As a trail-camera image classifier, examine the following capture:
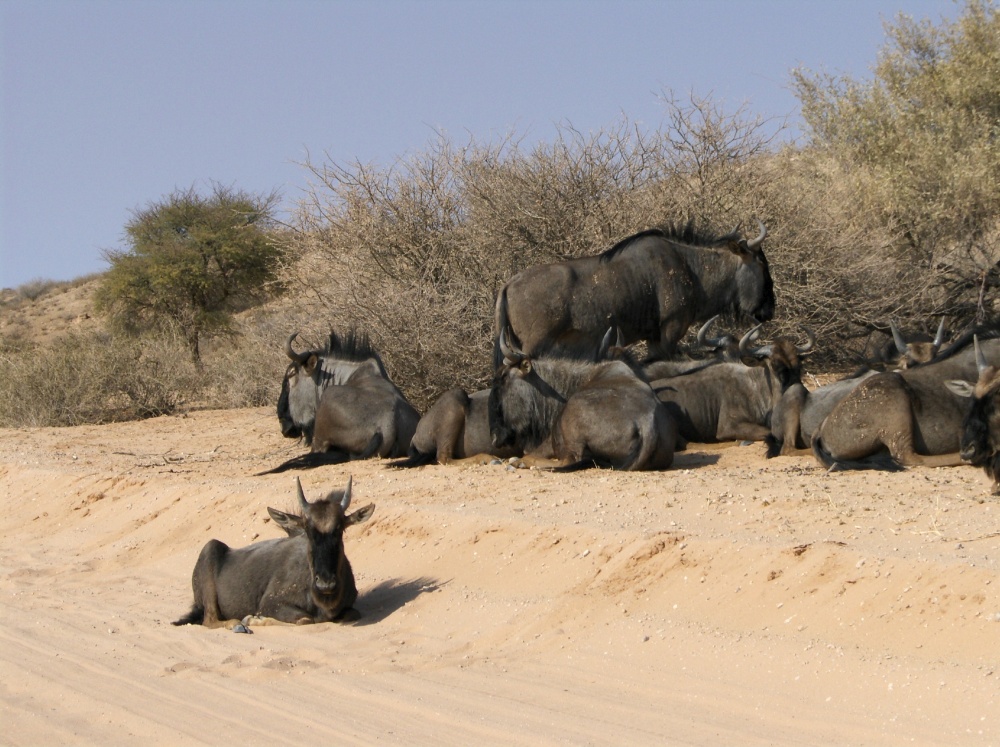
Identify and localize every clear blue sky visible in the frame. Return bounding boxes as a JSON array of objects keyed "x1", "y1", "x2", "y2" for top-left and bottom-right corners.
[{"x1": 1, "y1": 0, "x2": 961, "y2": 289}]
